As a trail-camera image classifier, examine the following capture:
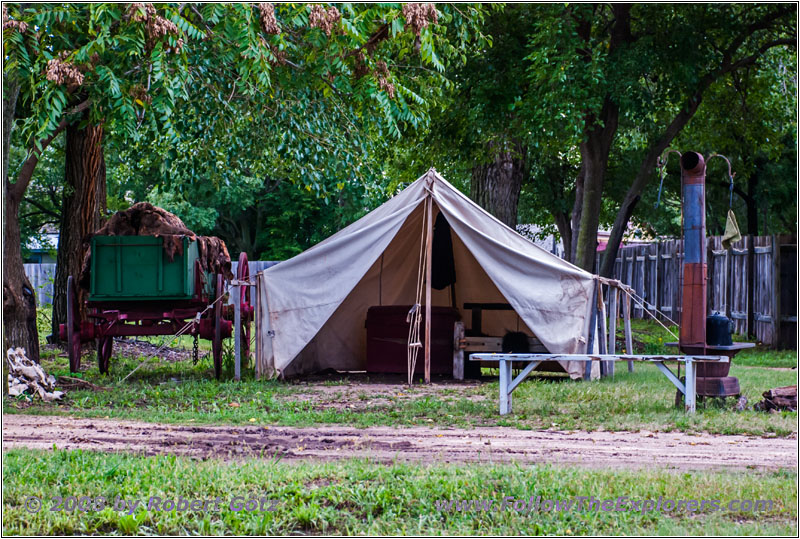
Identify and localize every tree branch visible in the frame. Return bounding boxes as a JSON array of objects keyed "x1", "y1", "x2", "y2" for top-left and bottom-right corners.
[
  {"x1": 22, "y1": 197, "x2": 61, "y2": 220},
  {"x1": 726, "y1": 37, "x2": 796, "y2": 73},
  {"x1": 9, "y1": 100, "x2": 91, "y2": 201}
]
